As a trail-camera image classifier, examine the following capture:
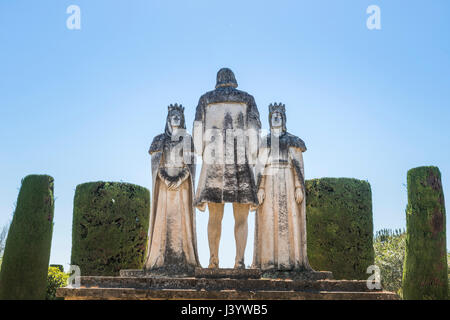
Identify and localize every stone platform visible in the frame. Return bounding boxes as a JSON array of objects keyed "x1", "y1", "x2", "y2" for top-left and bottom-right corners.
[{"x1": 56, "y1": 268, "x2": 399, "y2": 300}]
